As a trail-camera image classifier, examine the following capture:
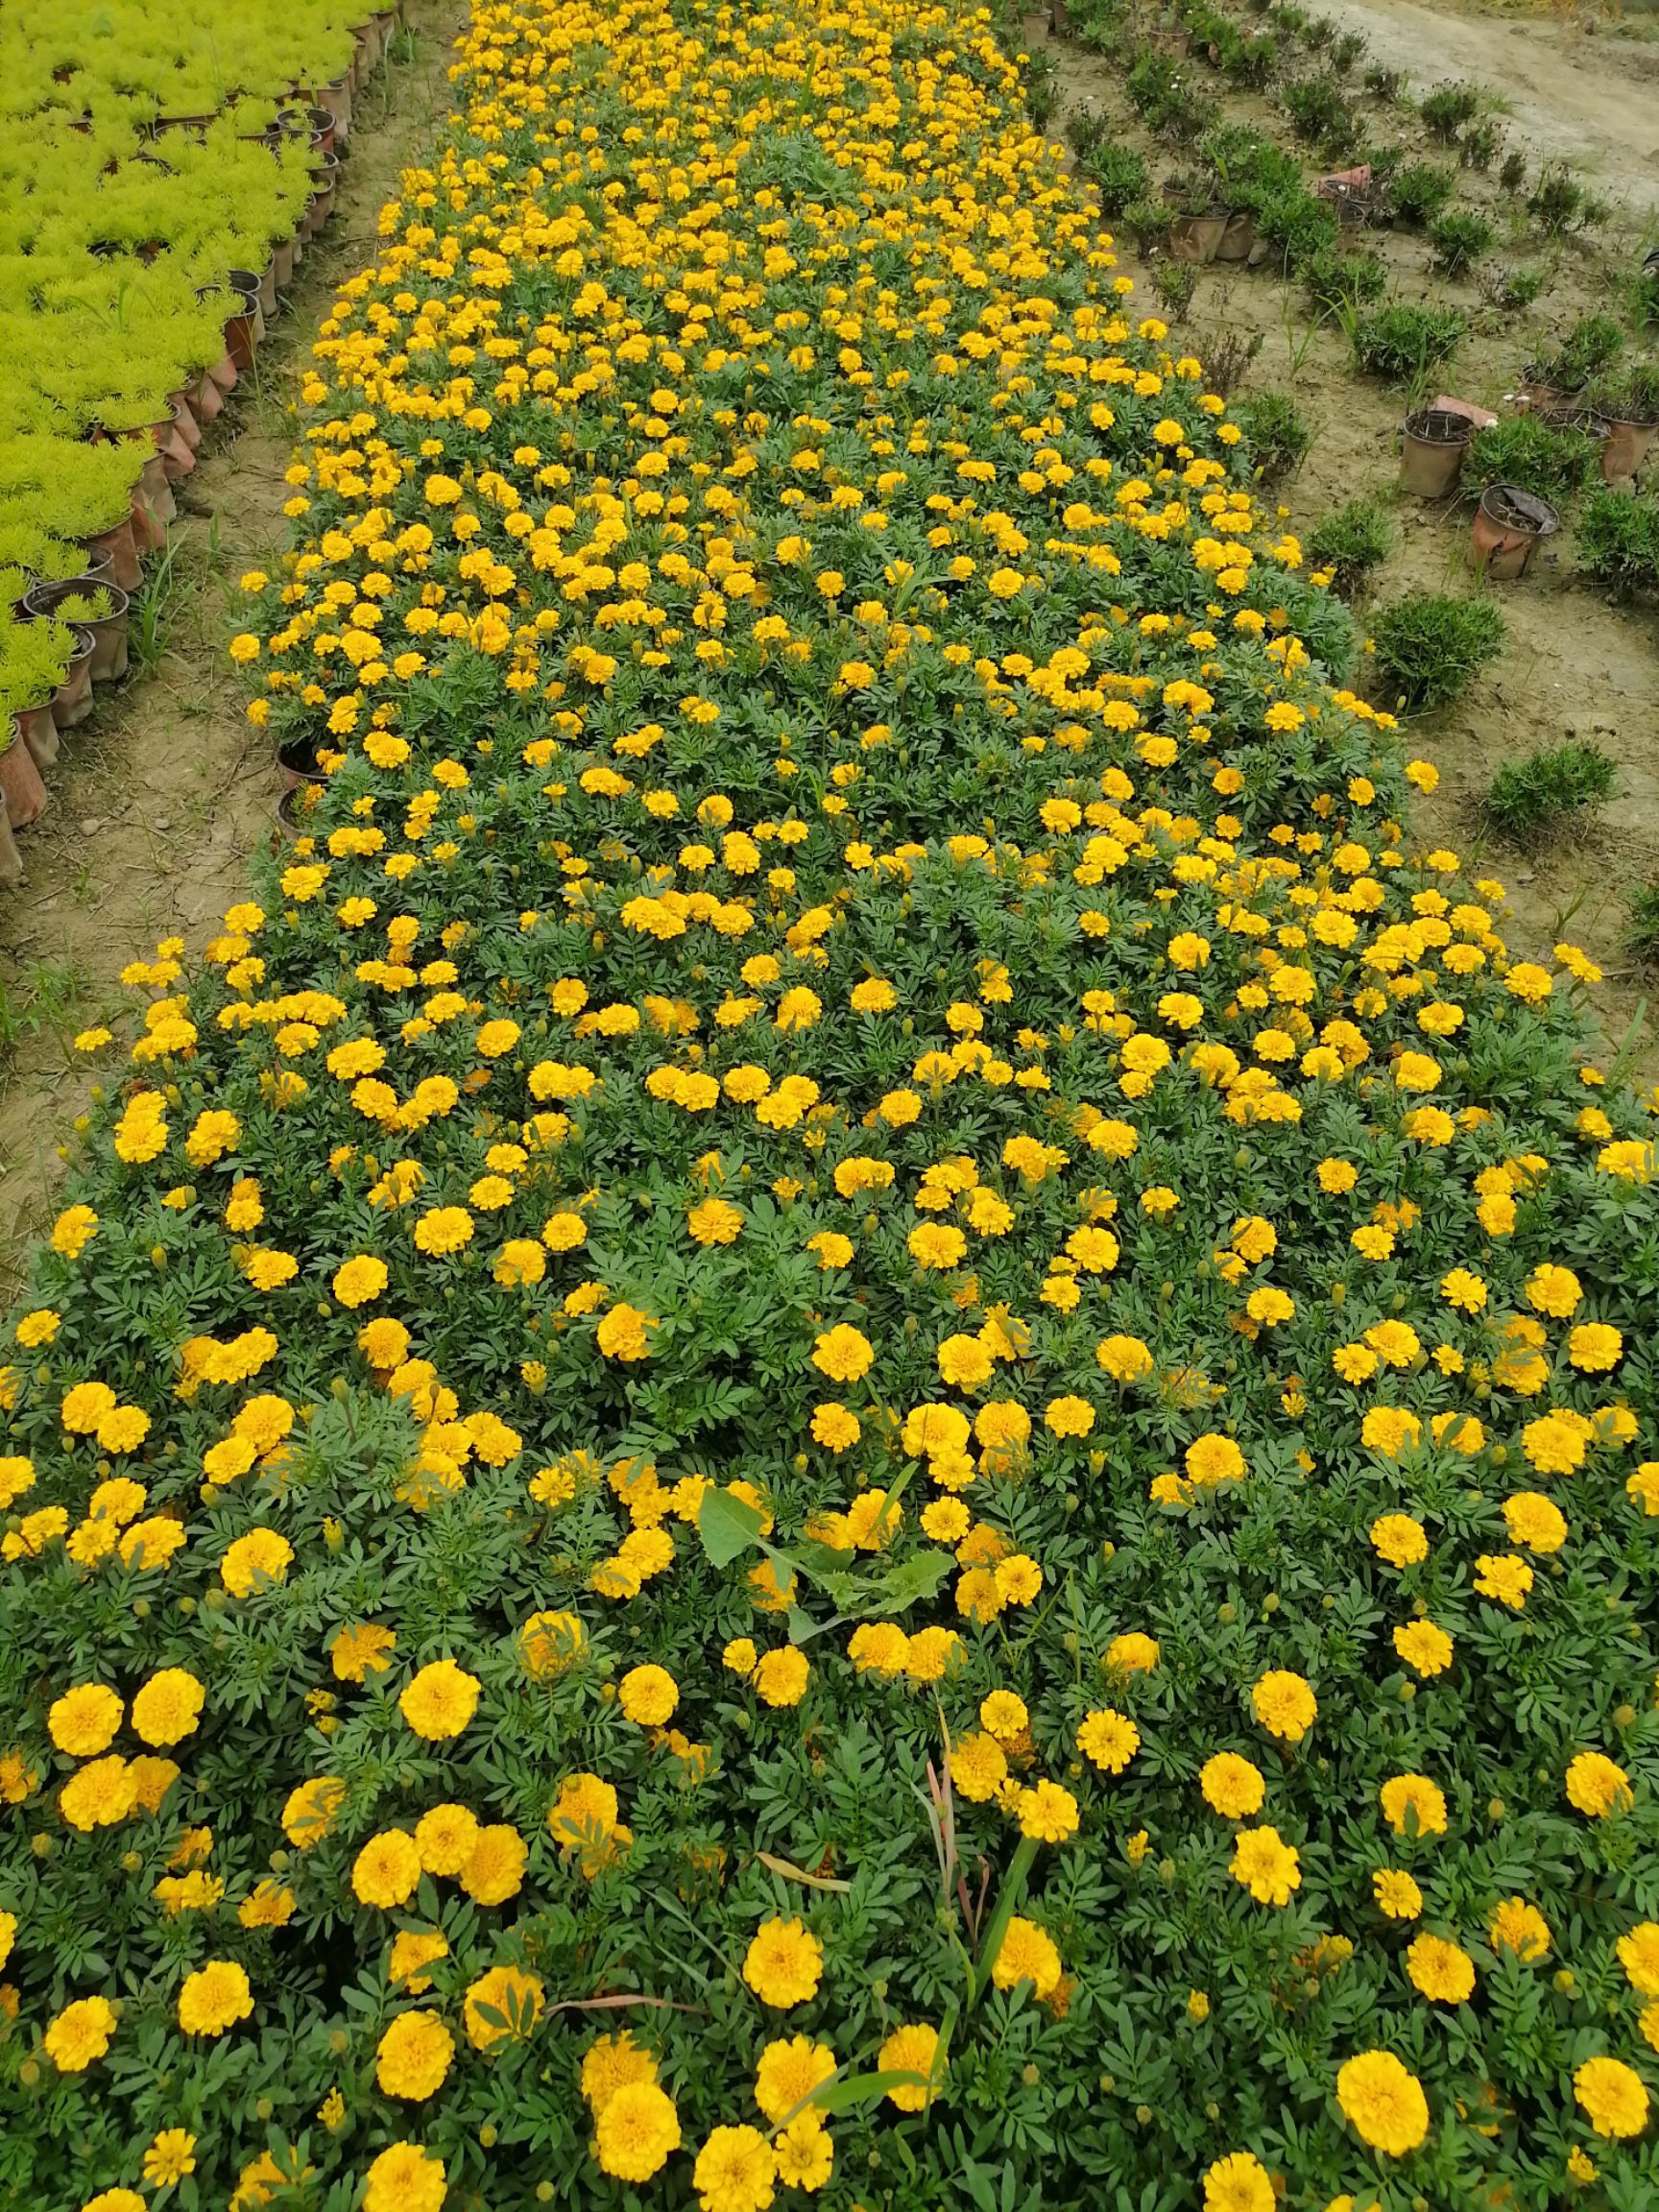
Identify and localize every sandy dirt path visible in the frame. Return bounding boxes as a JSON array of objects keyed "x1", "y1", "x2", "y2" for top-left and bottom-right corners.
[{"x1": 1323, "y1": 0, "x2": 1659, "y2": 216}]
